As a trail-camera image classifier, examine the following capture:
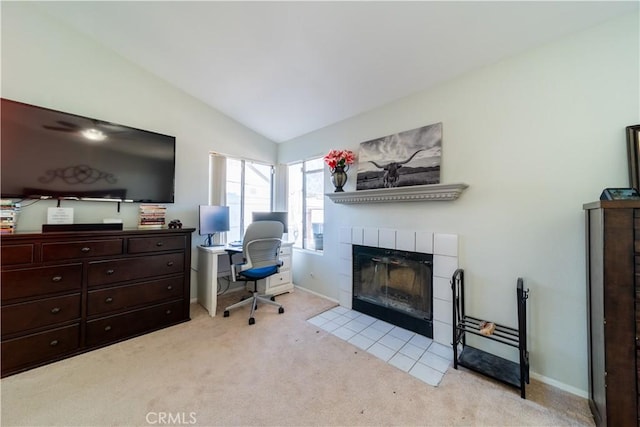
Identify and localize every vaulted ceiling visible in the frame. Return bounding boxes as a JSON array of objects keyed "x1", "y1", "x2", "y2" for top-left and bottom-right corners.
[{"x1": 33, "y1": 1, "x2": 637, "y2": 142}]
